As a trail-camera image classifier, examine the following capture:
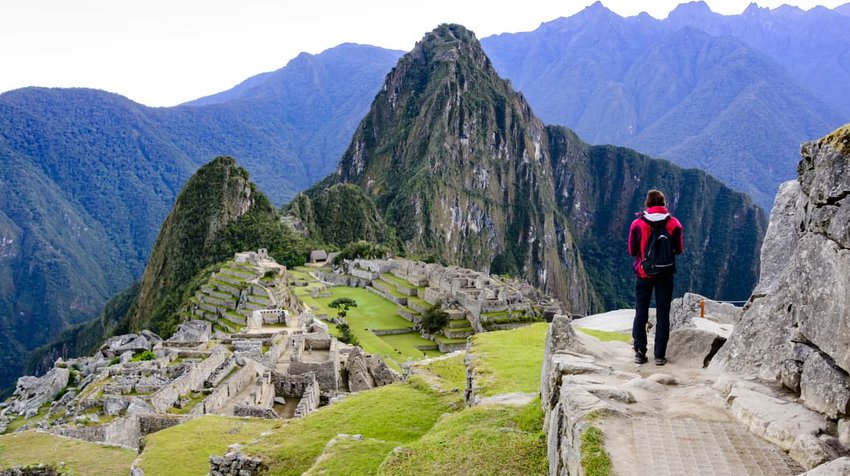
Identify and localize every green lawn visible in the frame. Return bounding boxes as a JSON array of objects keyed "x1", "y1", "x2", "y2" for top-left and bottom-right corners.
[
  {"x1": 246, "y1": 380, "x2": 452, "y2": 476},
  {"x1": 137, "y1": 416, "x2": 278, "y2": 476},
  {"x1": 0, "y1": 431, "x2": 136, "y2": 476},
  {"x1": 379, "y1": 400, "x2": 547, "y2": 475},
  {"x1": 418, "y1": 353, "x2": 467, "y2": 392},
  {"x1": 297, "y1": 286, "x2": 438, "y2": 369},
  {"x1": 468, "y1": 322, "x2": 548, "y2": 396}
]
